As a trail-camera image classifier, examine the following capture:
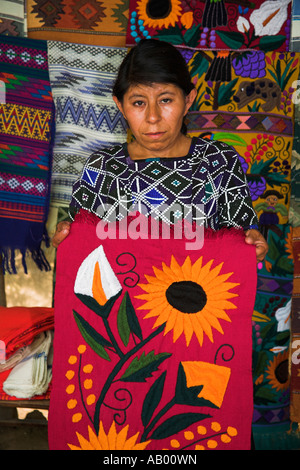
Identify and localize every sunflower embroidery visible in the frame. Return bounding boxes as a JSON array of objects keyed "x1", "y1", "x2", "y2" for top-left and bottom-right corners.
[
  {"x1": 136, "y1": 0, "x2": 182, "y2": 29},
  {"x1": 68, "y1": 421, "x2": 151, "y2": 450},
  {"x1": 136, "y1": 255, "x2": 239, "y2": 347}
]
